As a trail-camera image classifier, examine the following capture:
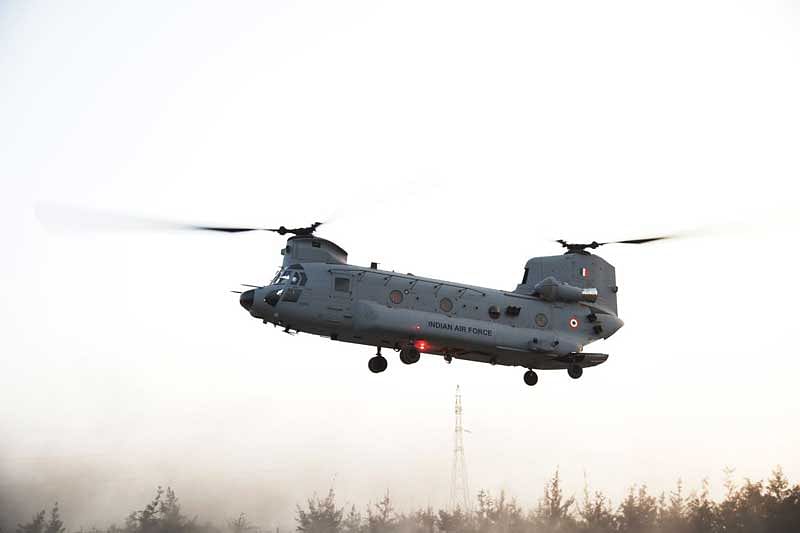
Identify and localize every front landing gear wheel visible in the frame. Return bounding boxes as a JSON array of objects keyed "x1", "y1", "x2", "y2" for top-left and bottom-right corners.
[
  {"x1": 568, "y1": 365, "x2": 583, "y2": 379},
  {"x1": 368, "y1": 355, "x2": 388, "y2": 373},
  {"x1": 523, "y1": 370, "x2": 538, "y2": 386},
  {"x1": 399, "y1": 347, "x2": 420, "y2": 365}
]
